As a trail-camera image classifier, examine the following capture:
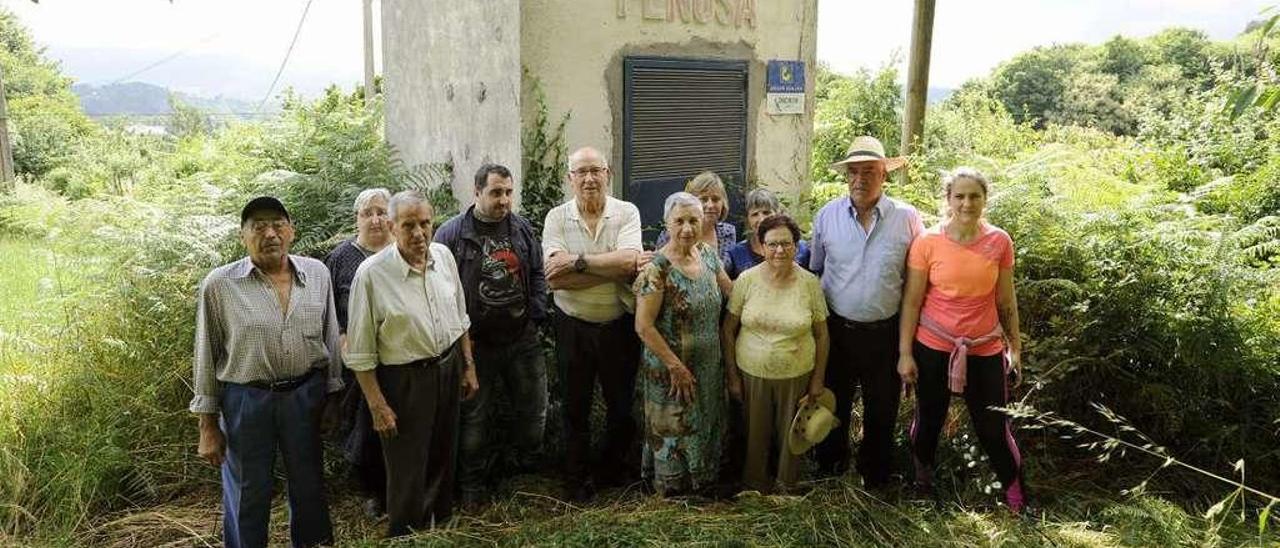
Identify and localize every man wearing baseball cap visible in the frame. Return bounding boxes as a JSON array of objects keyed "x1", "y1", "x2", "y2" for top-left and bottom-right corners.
[
  {"x1": 190, "y1": 196, "x2": 343, "y2": 547},
  {"x1": 809, "y1": 136, "x2": 924, "y2": 489}
]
